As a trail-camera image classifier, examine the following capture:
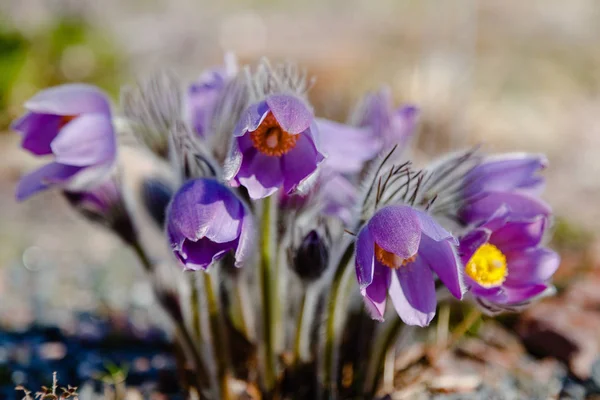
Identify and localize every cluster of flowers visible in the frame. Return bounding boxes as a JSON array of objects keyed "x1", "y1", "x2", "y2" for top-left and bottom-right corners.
[{"x1": 13, "y1": 56, "x2": 559, "y2": 398}]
